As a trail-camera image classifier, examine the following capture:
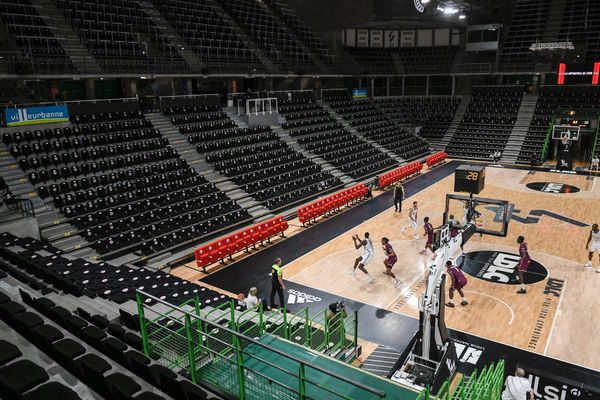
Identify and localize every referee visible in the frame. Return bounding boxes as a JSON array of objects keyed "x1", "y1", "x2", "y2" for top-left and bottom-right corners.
[
  {"x1": 269, "y1": 258, "x2": 286, "y2": 310},
  {"x1": 394, "y1": 183, "x2": 404, "y2": 212}
]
